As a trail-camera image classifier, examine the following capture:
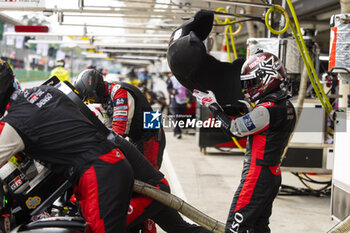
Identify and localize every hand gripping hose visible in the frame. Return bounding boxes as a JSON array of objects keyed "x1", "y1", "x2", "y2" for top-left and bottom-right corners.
[{"x1": 133, "y1": 179, "x2": 226, "y2": 233}]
